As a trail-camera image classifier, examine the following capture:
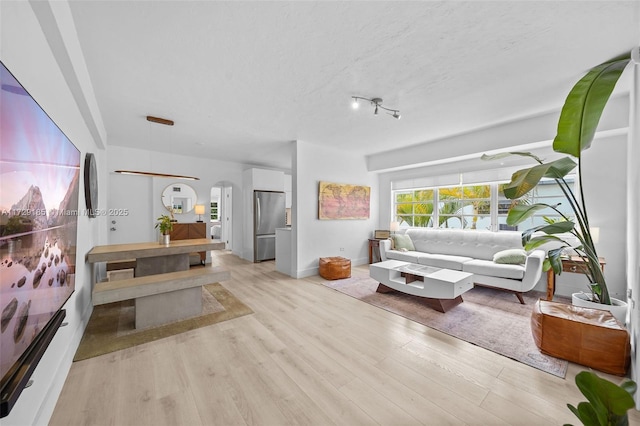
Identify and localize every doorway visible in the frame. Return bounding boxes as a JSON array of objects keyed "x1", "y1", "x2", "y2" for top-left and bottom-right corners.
[{"x1": 211, "y1": 182, "x2": 233, "y2": 250}]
